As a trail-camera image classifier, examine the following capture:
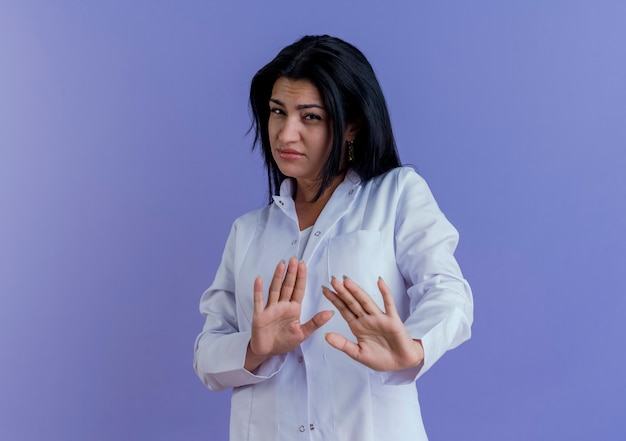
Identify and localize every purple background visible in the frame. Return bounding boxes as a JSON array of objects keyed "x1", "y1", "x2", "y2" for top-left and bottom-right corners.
[{"x1": 2, "y1": 1, "x2": 625, "y2": 440}]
